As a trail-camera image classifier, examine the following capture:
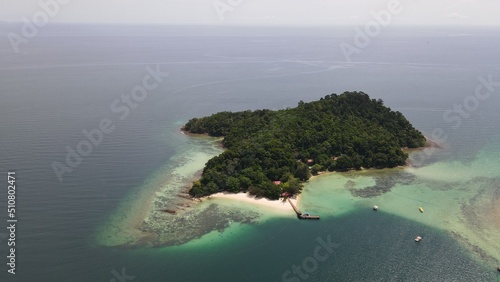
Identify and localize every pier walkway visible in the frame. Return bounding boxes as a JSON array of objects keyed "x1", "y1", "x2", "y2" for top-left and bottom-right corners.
[{"x1": 287, "y1": 198, "x2": 320, "y2": 220}]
